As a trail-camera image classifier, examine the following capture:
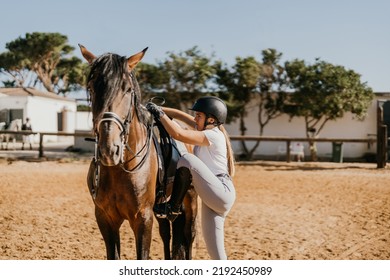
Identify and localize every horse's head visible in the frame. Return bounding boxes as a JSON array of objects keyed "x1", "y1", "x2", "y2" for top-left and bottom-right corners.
[{"x1": 80, "y1": 45, "x2": 148, "y2": 166}]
